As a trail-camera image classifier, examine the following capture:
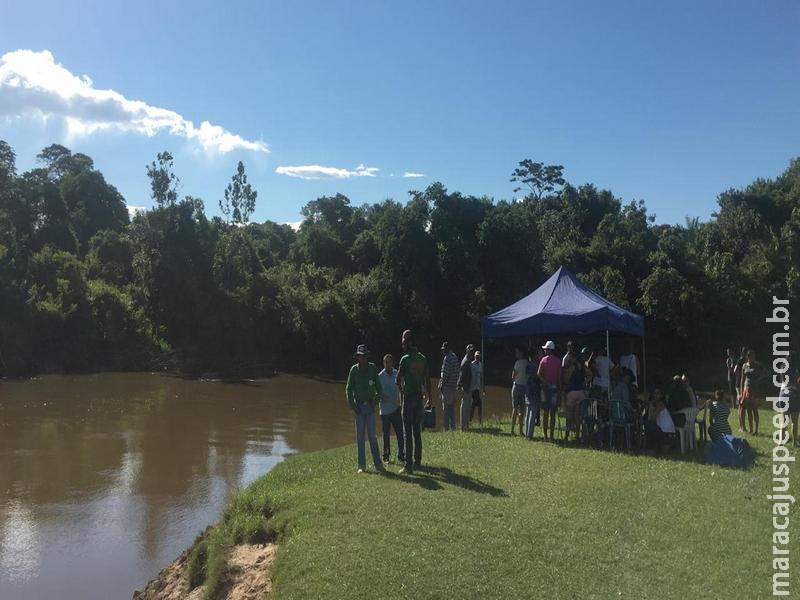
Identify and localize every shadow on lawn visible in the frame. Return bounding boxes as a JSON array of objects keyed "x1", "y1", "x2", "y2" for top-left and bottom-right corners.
[
  {"x1": 475, "y1": 425, "x2": 766, "y2": 469},
  {"x1": 384, "y1": 466, "x2": 508, "y2": 497}
]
